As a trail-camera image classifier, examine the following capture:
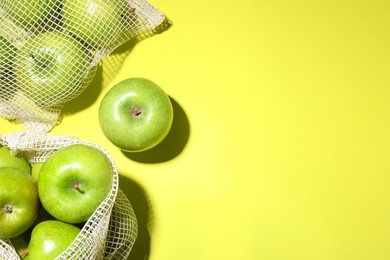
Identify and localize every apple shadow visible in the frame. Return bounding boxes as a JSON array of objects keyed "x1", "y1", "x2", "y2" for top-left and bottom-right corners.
[
  {"x1": 61, "y1": 17, "x2": 172, "y2": 116},
  {"x1": 135, "y1": 16, "x2": 173, "y2": 41},
  {"x1": 118, "y1": 174, "x2": 153, "y2": 260},
  {"x1": 61, "y1": 65, "x2": 103, "y2": 115},
  {"x1": 122, "y1": 97, "x2": 190, "y2": 163},
  {"x1": 61, "y1": 38, "x2": 138, "y2": 115}
]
